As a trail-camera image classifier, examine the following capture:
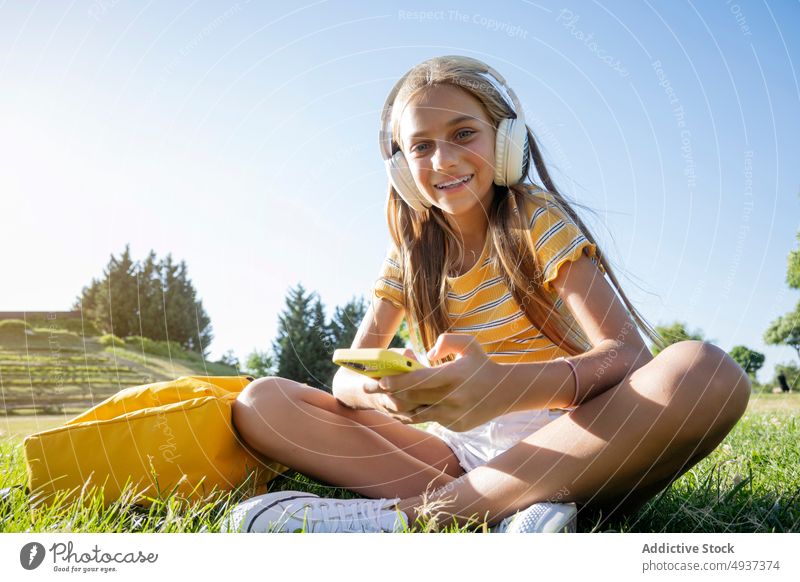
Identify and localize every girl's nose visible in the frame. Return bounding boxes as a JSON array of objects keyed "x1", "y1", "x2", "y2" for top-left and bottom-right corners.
[{"x1": 432, "y1": 140, "x2": 459, "y2": 171}]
